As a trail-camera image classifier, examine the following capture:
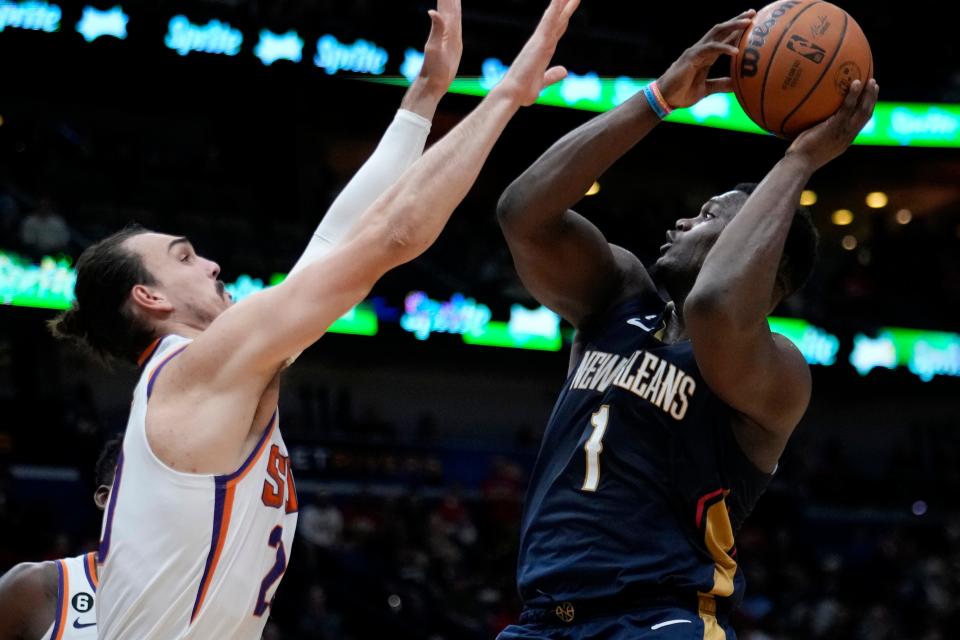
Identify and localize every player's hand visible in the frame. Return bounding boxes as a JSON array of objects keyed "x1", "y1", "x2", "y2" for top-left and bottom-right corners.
[
  {"x1": 417, "y1": 0, "x2": 463, "y2": 98},
  {"x1": 493, "y1": 0, "x2": 580, "y2": 108},
  {"x1": 786, "y1": 79, "x2": 879, "y2": 171},
  {"x1": 656, "y1": 9, "x2": 756, "y2": 109}
]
